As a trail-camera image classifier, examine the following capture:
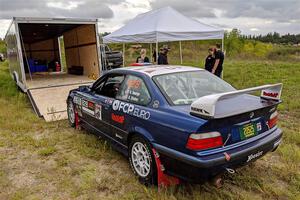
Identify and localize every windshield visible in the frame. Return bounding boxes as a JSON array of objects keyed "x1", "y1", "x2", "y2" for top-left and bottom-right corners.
[{"x1": 153, "y1": 70, "x2": 235, "y2": 105}]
